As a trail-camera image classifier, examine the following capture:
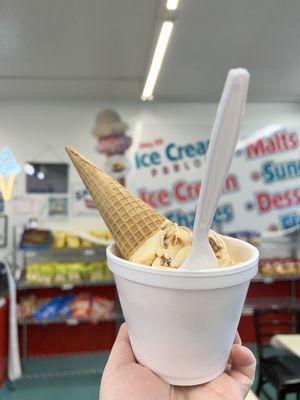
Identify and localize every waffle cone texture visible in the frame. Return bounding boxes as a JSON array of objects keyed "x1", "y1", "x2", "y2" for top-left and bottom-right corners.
[{"x1": 65, "y1": 147, "x2": 167, "y2": 260}]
